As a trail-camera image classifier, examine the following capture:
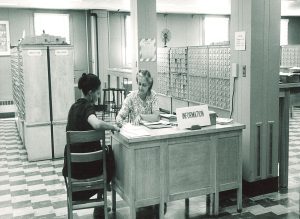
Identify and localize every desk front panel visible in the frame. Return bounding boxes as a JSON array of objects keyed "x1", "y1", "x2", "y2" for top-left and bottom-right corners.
[
  {"x1": 216, "y1": 132, "x2": 241, "y2": 191},
  {"x1": 112, "y1": 138, "x2": 163, "y2": 205},
  {"x1": 135, "y1": 145, "x2": 161, "y2": 201},
  {"x1": 112, "y1": 124, "x2": 244, "y2": 208},
  {"x1": 168, "y1": 136, "x2": 213, "y2": 200}
]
